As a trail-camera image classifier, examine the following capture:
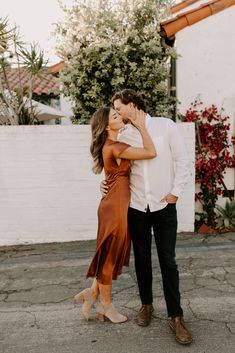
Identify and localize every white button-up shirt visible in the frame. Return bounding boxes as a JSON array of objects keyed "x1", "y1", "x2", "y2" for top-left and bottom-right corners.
[{"x1": 118, "y1": 115, "x2": 190, "y2": 212}]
